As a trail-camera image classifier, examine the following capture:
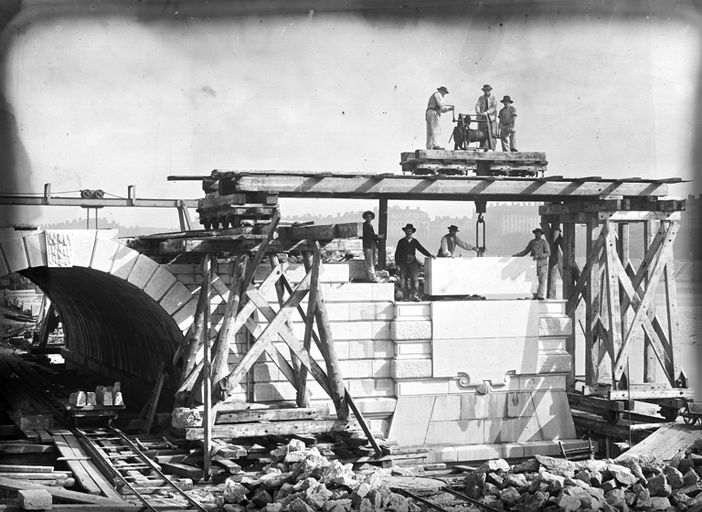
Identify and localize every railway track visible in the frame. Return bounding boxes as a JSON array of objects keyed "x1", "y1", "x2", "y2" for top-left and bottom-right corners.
[
  {"x1": 74, "y1": 427, "x2": 207, "y2": 511},
  {"x1": 396, "y1": 482, "x2": 504, "y2": 512}
]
